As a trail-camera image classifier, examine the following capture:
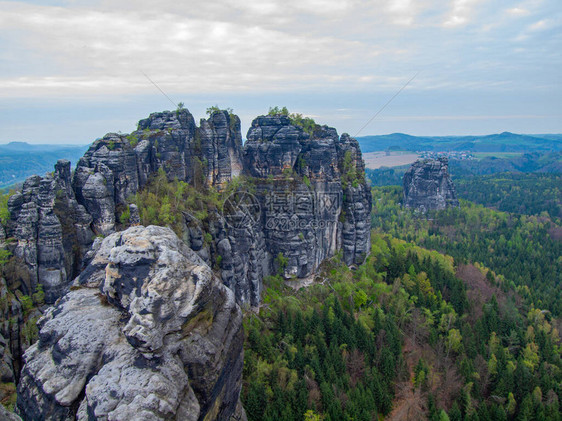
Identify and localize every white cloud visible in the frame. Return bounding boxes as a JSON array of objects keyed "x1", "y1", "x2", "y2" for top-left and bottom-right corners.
[
  {"x1": 442, "y1": 0, "x2": 483, "y2": 27},
  {"x1": 0, "y1": 0, "x2": 560, "y2": 106},
  {"x1": 385, "y1": 0, "x2": 416, "y2": 25},
  {"x1": 0, "y1": 2, "x2": 373, "y2": 96},
  {"x1": 0, "y1": 0, "x2": 560, "y2": 141},
  {"x1": 528, "y1": 18, "x2": 554, "y2": 31},
  {"x1": 506, "y1": 7, "x2": 530, "y2": 16}
]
